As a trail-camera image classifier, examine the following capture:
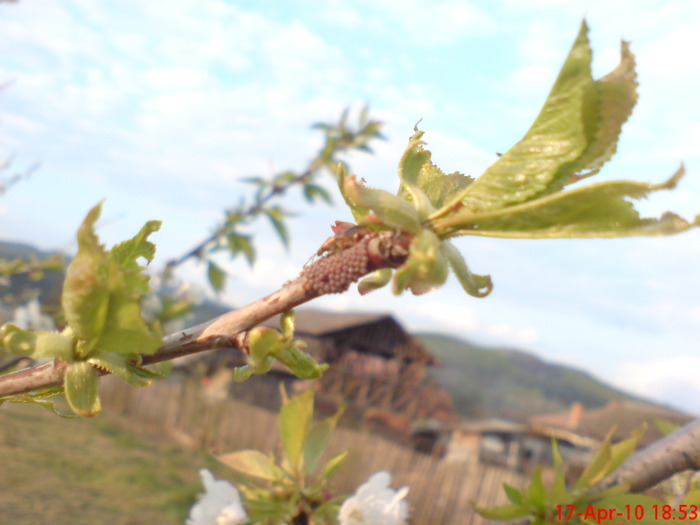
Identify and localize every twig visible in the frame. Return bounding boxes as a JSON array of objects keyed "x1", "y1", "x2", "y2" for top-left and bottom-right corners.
[{"x1": 0, "y1": 229, "x2": 409, "y2": 398}]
